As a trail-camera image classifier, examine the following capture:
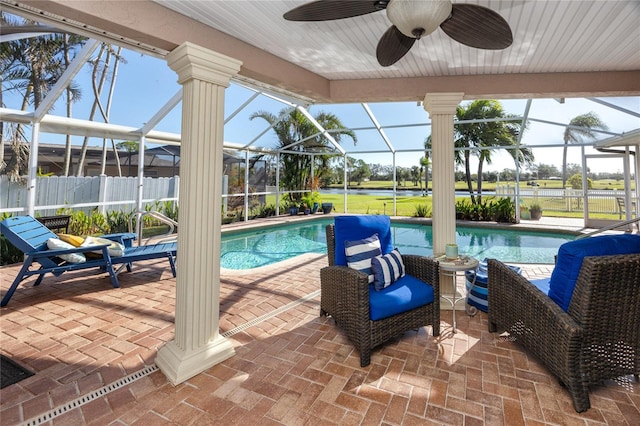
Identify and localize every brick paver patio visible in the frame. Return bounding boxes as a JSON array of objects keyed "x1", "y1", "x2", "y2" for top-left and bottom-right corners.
[{"x1": 1, "y1": 231, "x2": 638, "y2": 425}]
